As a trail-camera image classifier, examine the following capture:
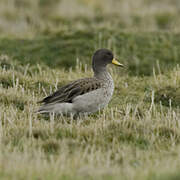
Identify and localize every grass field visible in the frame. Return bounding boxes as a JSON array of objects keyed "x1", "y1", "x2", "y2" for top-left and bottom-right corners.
[{"x1": 0, "y1": 0, "x2": 180, "y2": 179}]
